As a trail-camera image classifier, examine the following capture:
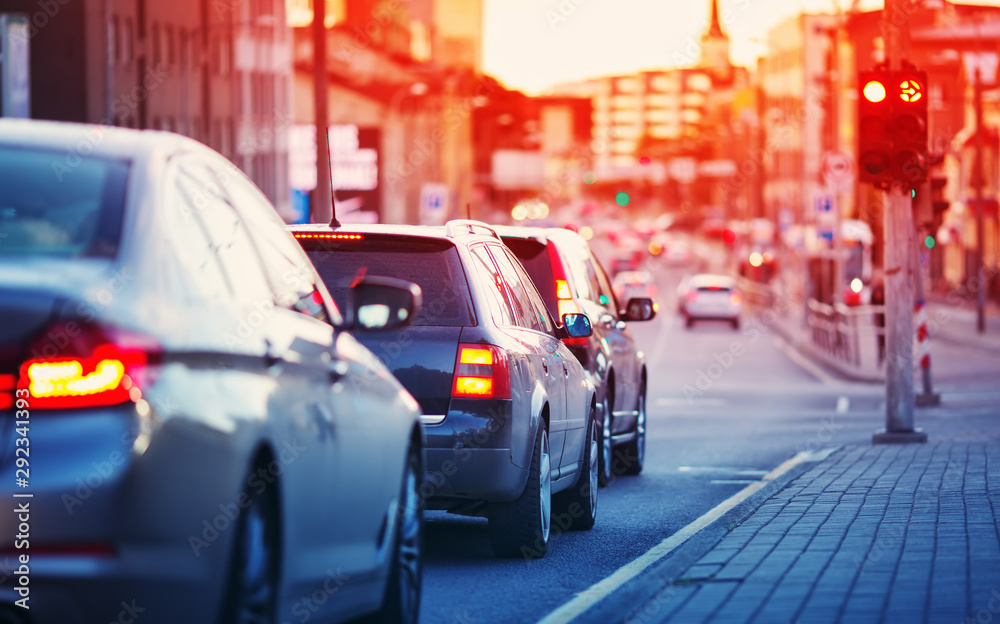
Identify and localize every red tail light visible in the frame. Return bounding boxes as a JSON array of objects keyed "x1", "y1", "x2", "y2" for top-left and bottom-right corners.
[
  {"x1": 730, "y1": 292, "x2": 743, "y2": 306},
  {"x1": 452, "y1": 343, "x2": 511, "y2": 399},
  {"x1": 18, "y1": 322, "x2": 160, "y2": 410},
  {"x1": 292, "y1": 233, "x2": 364, "y2": 240},
  {"x1": 685, "y1": 291, "x2": 698, "y2": 303}
]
